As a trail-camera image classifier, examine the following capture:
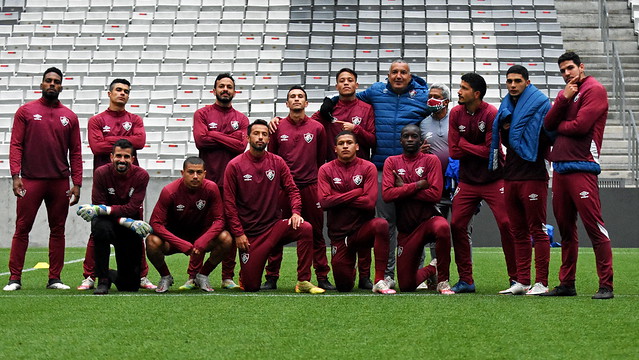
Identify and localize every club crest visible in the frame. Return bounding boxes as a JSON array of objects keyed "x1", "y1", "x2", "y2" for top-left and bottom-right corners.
[
  {"x1": 304, "y1": 132, "x2": 314, "y2": 143},
  {"x1": 352, "y1": 175, "x2": 363, "y2": 186},
  {"x1": 409, "y1": 90, "x2": 417, "y2": 98},
  {"x1": 266, "y1": 169, "x2": 275, "y2": 181},
  {"x1": 241, "y1": 253, "x2": 250, "y2": 264},
  {"x1": 574, "y1": 93, "x2": 580, "y2": 103},
  {"x1": 60, "y1": 116, "x2": 69, "y2": 126},
  {"x1": 351, "y1": 116, "x2": 362, "y2": 125},
  {"x1": 231, "y1": 120, "x2": 239, "y2": 130},
  {"x1": 478, "y1": 121, "x2": 486, "y2": 132},
  {"x1": 415, "y1": 167, "x2": 424, "y2": 177},
  {"x1": 331, "y1": 246, "x2": 337, "y2": 256},
  {"x1": 397, "y1": 246, "x2": 404, "y2": 257},
  {"x1": 196, "y1": 199, "x2": 206, "y2": 210},
  {"x1": 122, "y1": 121, "x2": 132, "y2": 132}
]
